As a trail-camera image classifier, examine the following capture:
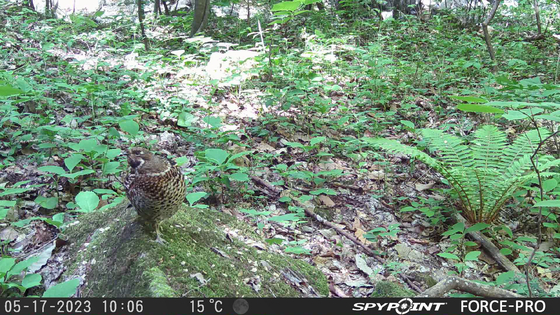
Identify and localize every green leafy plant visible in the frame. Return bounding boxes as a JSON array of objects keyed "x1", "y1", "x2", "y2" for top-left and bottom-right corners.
[
  {"x1": 364, "y1": 223, "x2": 401, "y2": 242},
  {"x1": 0, "y1": 256, "x2": 42, "y2": 296},
  {"x1": 438, "y1": 222, "x2": 487, "y2": 275},
  {"x1": 192, "y1": 148, "x2": 252, "y2": 201},
  {"x1": 270, "y1": 0, "x2": 321, "y2": 25},
  {"x1": 400, "y1": 197, "x2": 448, "y2": 225},
  {"x1": 365, "y1": 125, "x2": 556, "y2": 223}
]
